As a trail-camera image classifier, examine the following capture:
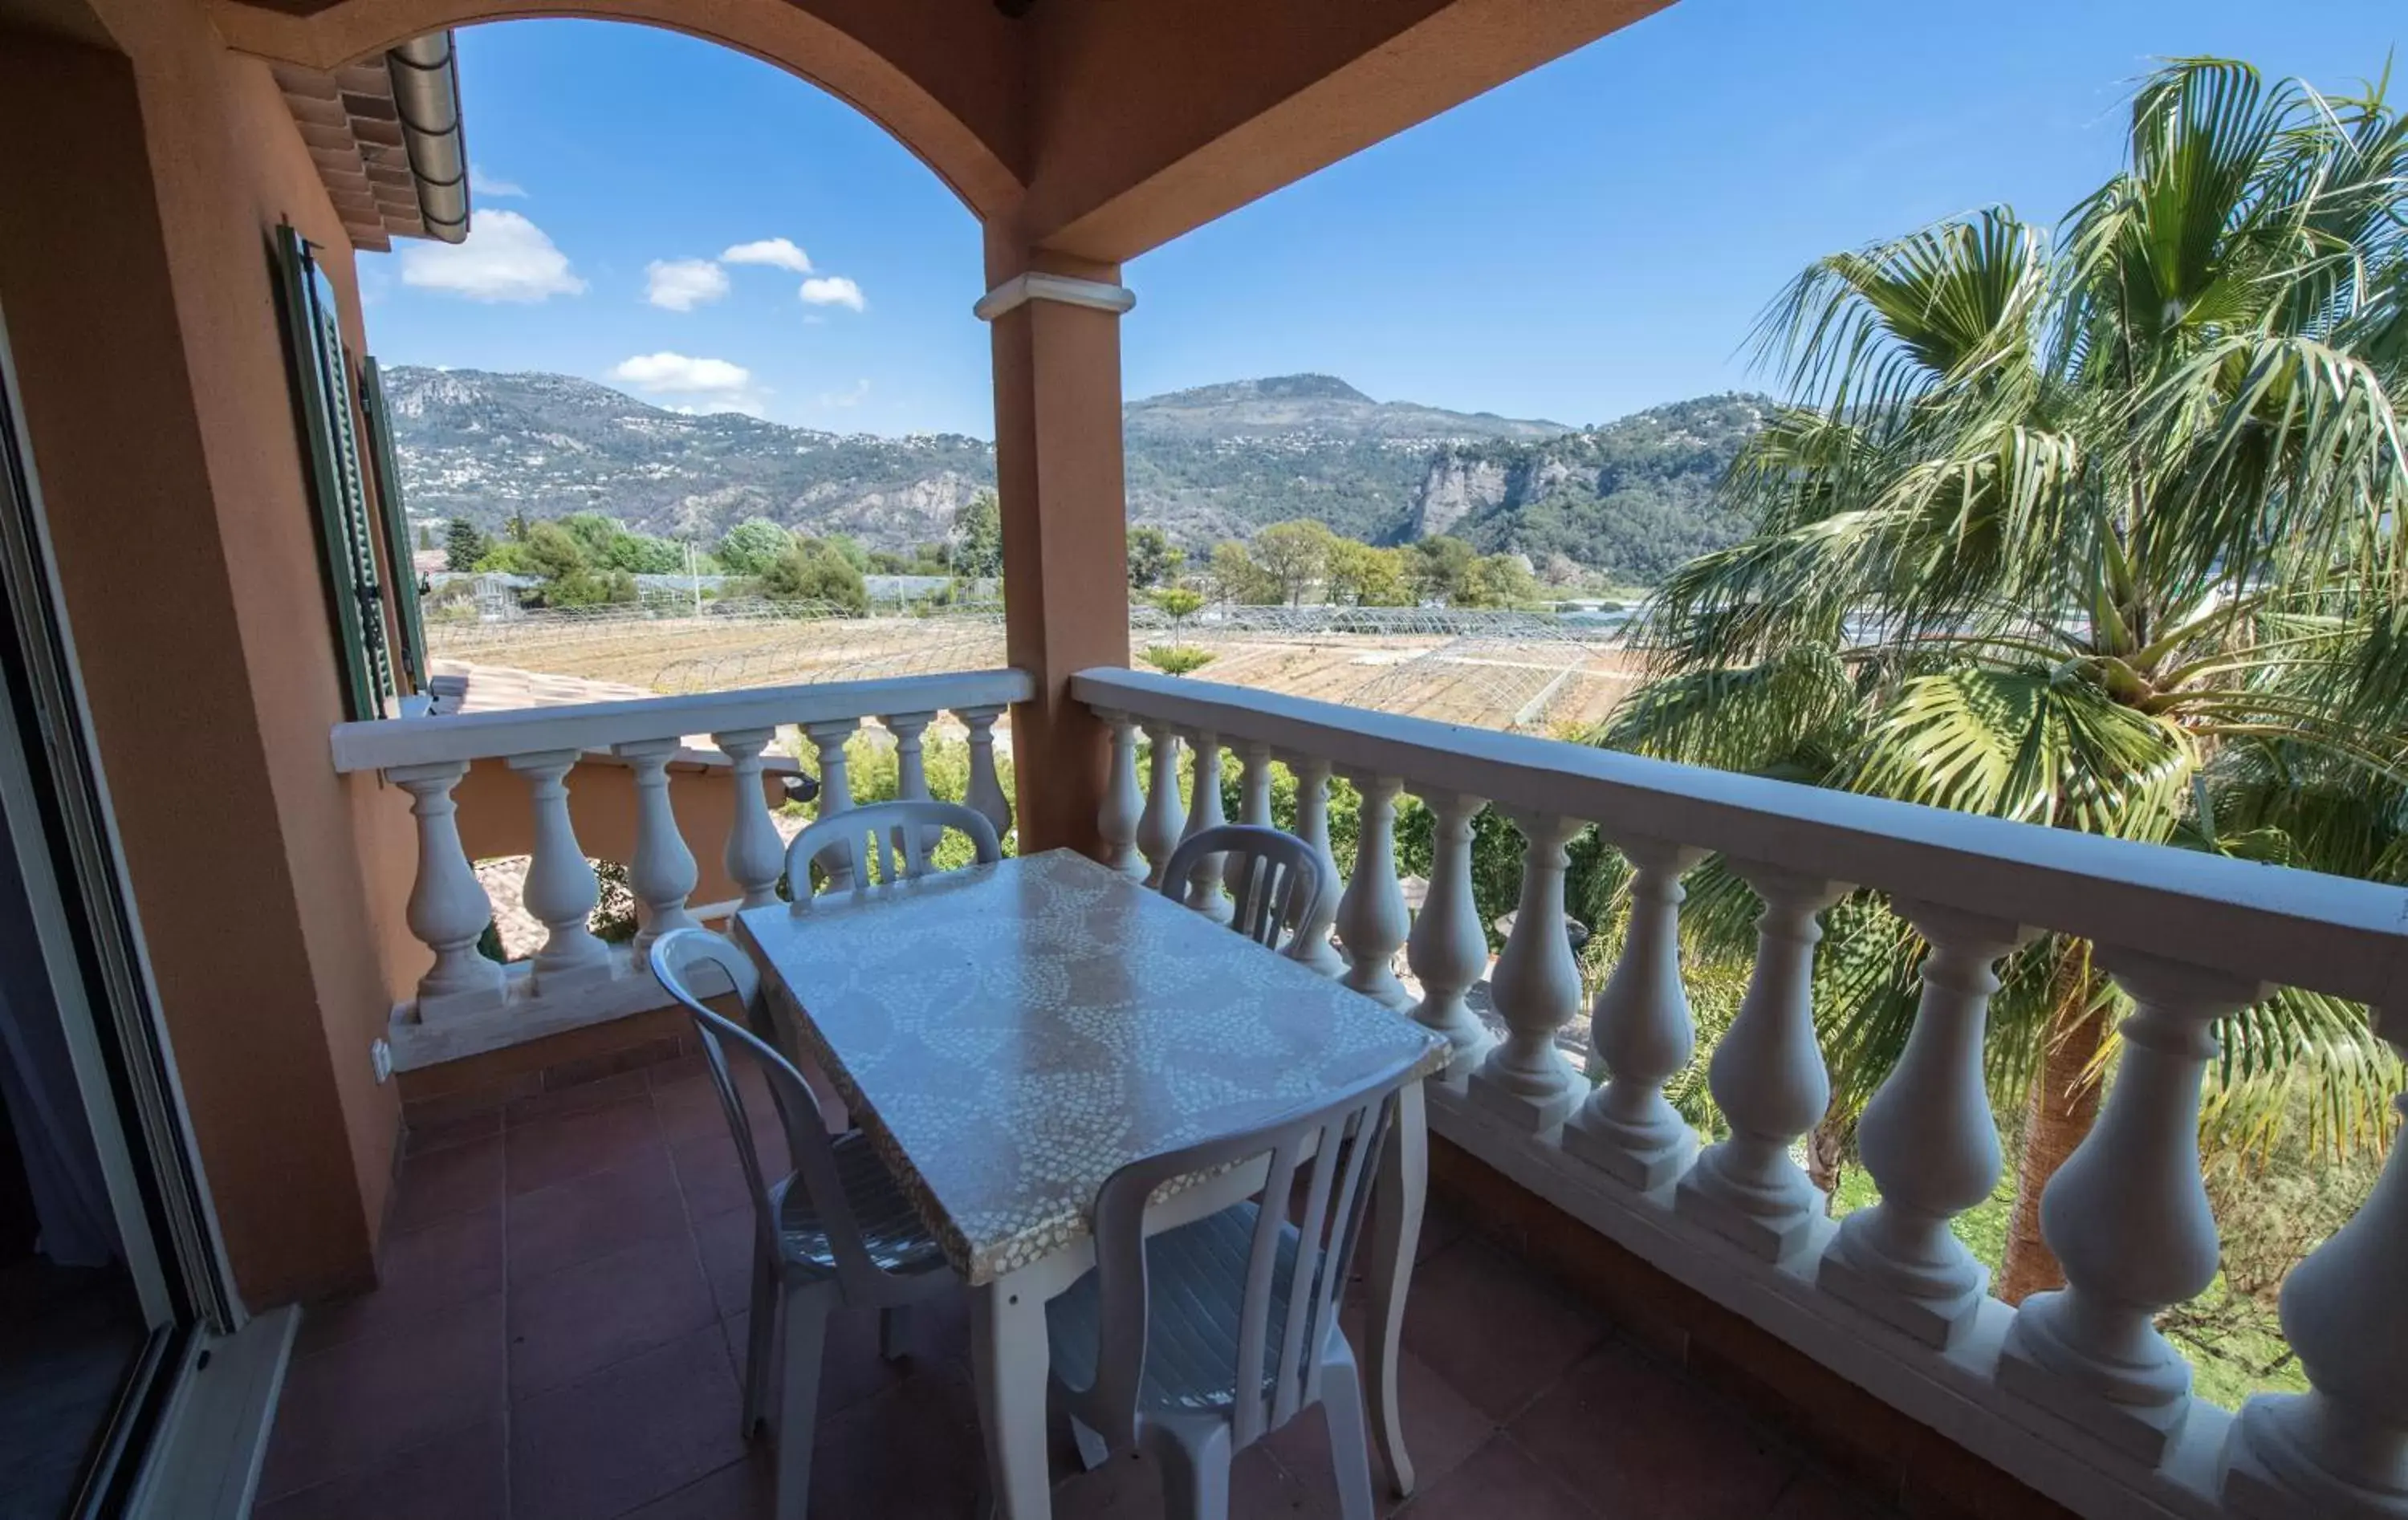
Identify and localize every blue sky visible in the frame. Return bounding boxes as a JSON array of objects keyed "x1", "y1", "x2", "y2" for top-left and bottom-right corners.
[{"x1": 364, "y1": 0, "x2": 2405, "y2": 438}]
